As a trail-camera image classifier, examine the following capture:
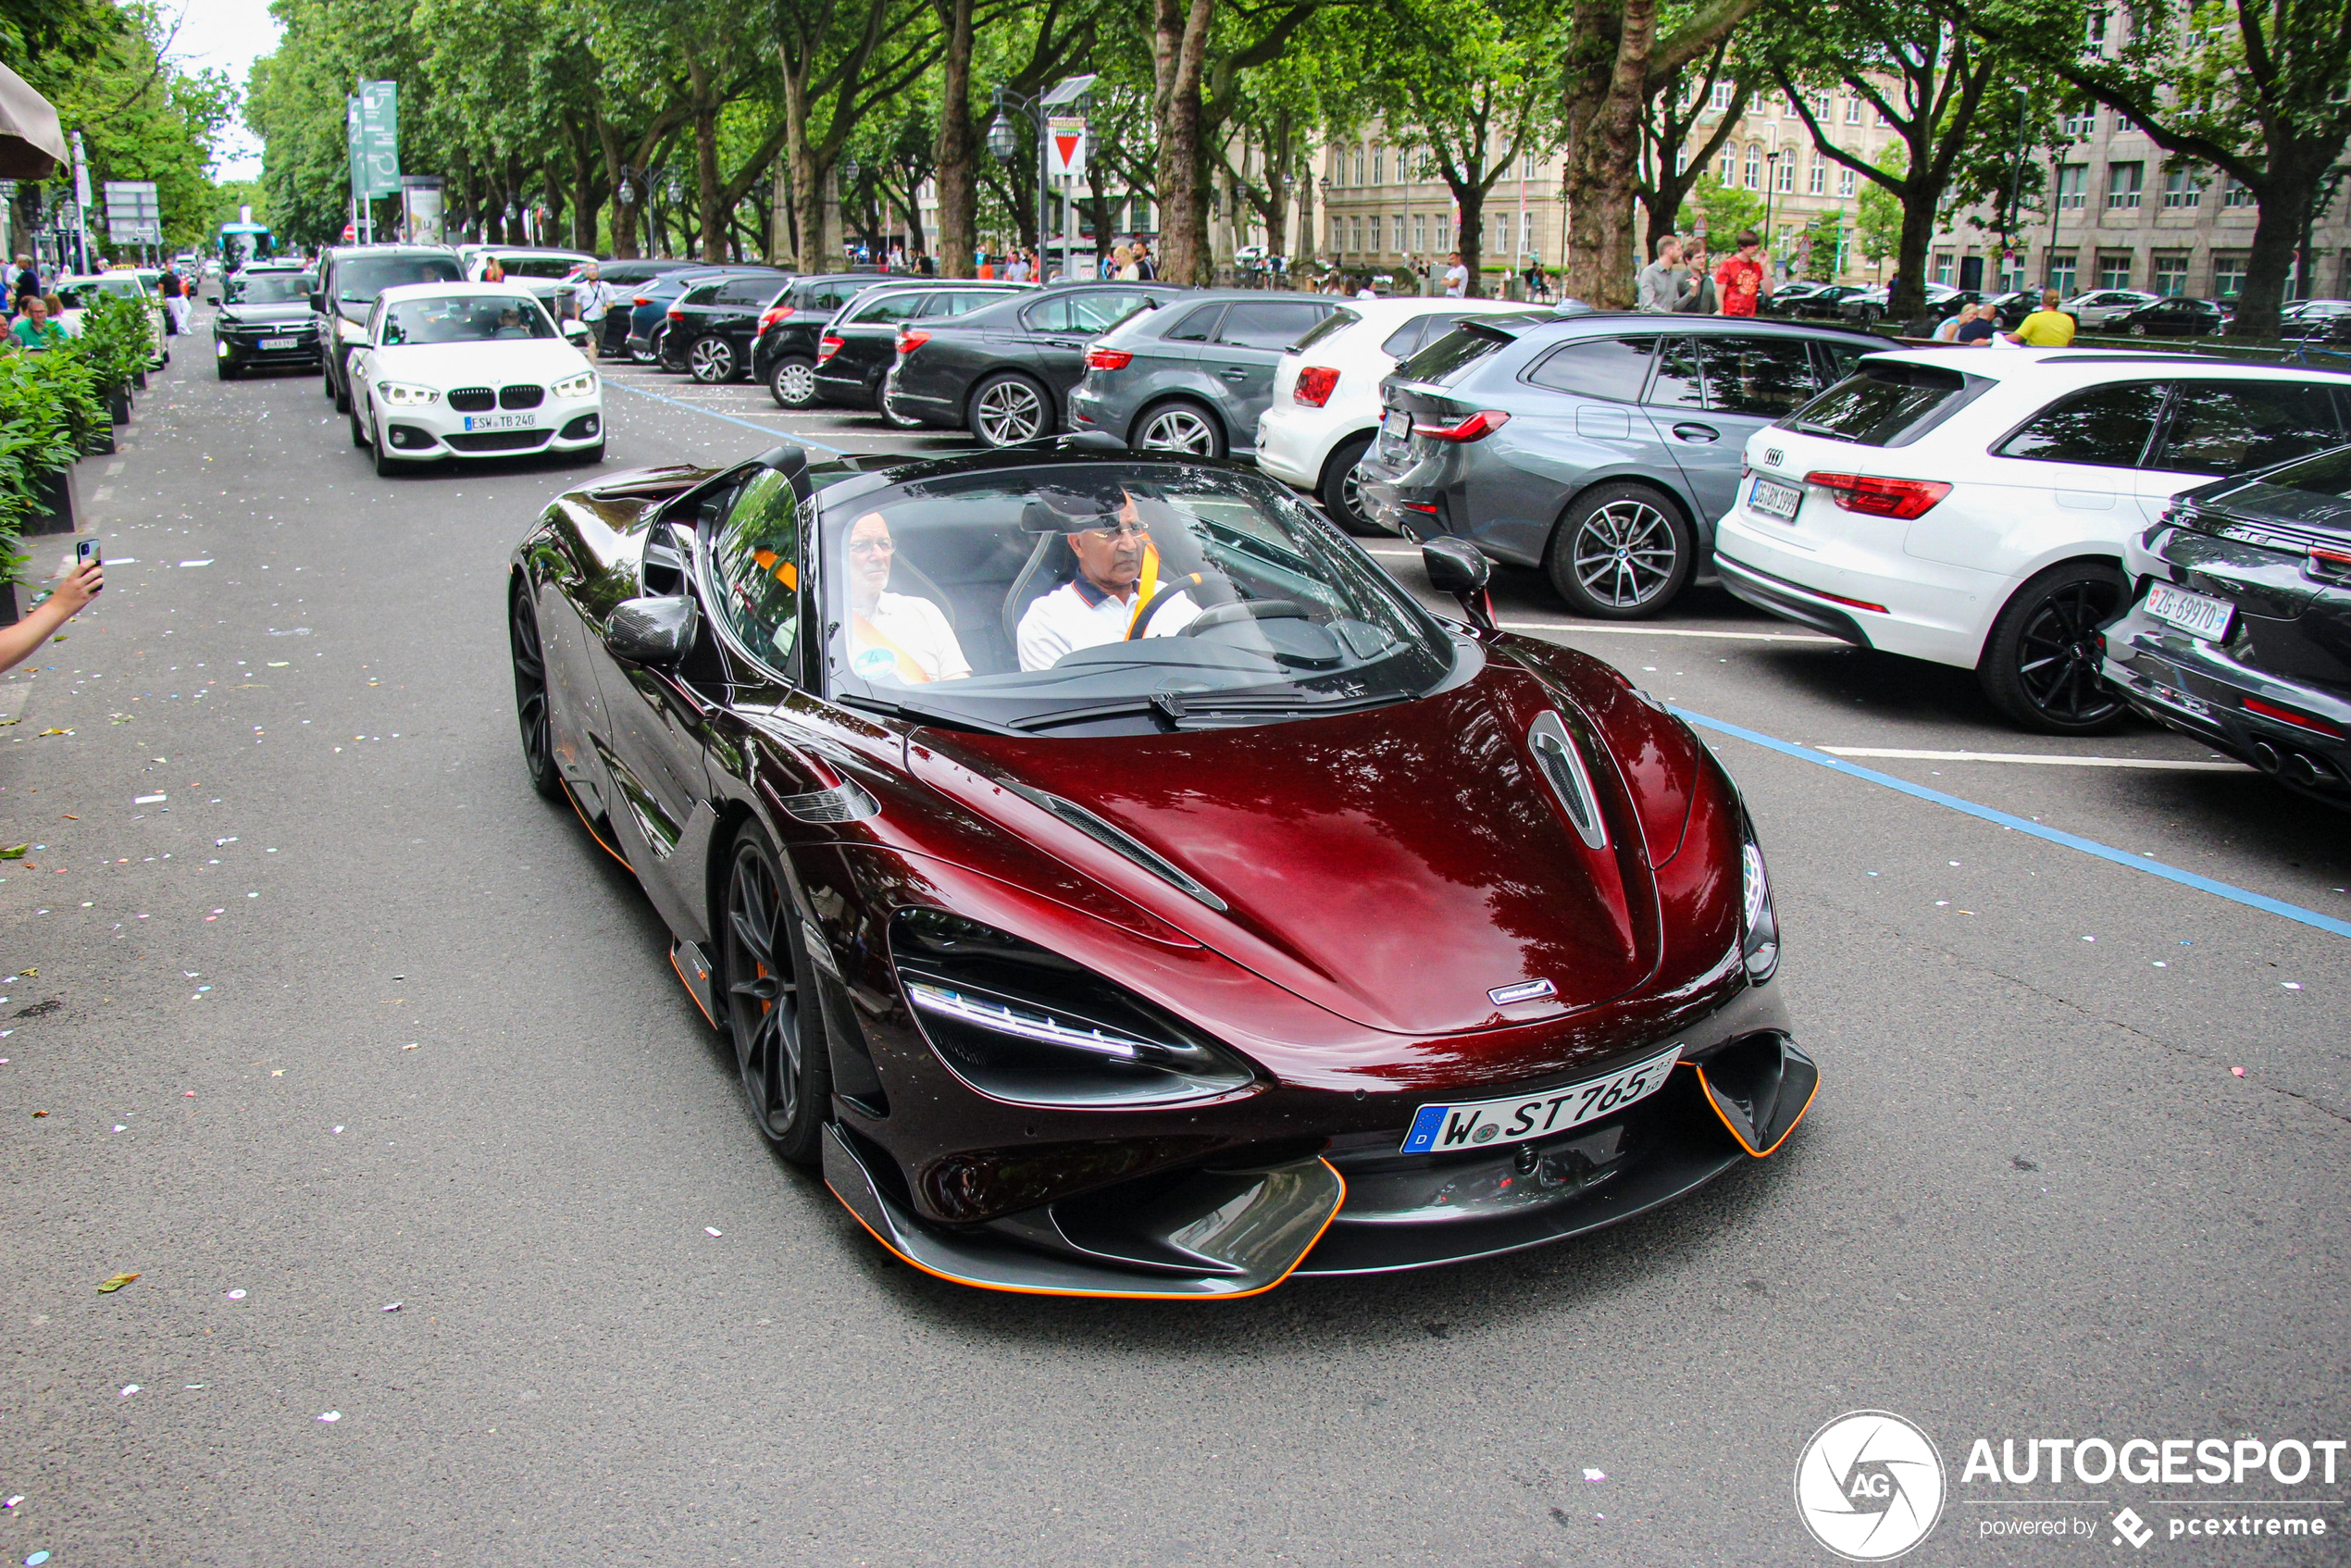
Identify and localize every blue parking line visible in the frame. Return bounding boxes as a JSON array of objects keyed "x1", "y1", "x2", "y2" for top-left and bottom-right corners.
[
  {"x1": 605, "y1": 379, "x2": 849, "y2": 454},
  {"x1": 1675, "y1": 708, "x2": 2351, "y2": 942}
]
